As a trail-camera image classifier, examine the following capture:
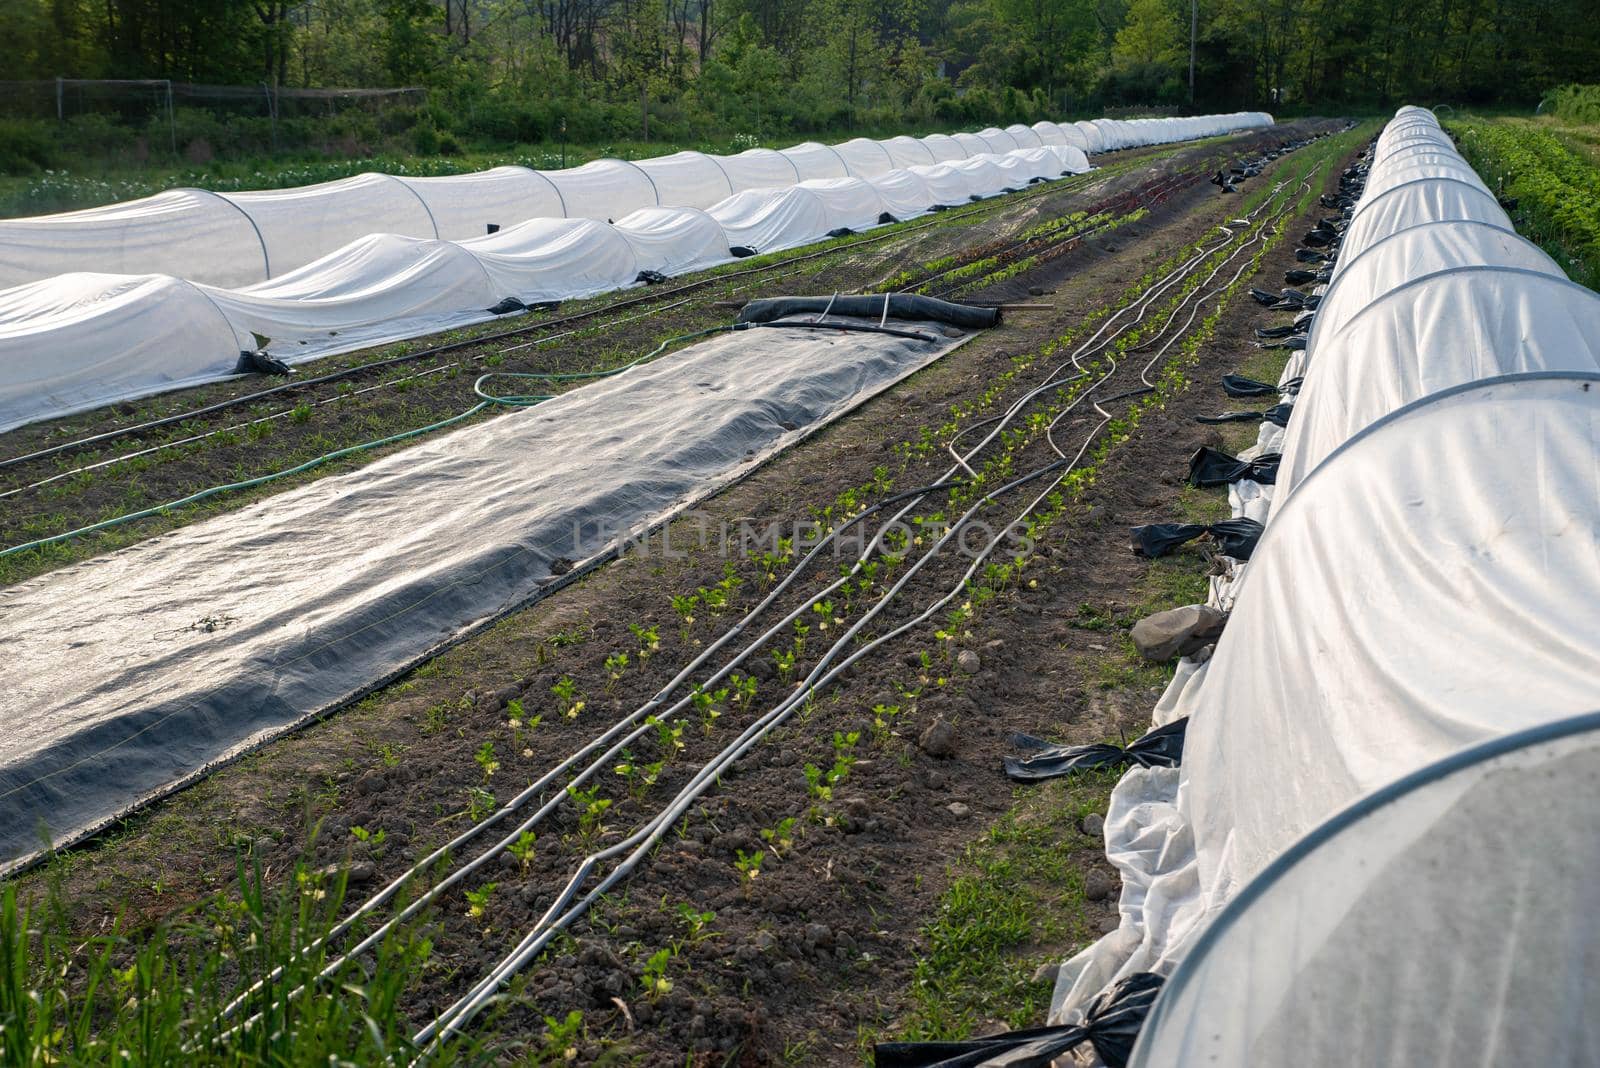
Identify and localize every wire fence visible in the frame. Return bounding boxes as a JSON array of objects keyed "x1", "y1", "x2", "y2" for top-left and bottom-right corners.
[{"x1": 0, "y1": 79, "x2": 427, "y2": 155}]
